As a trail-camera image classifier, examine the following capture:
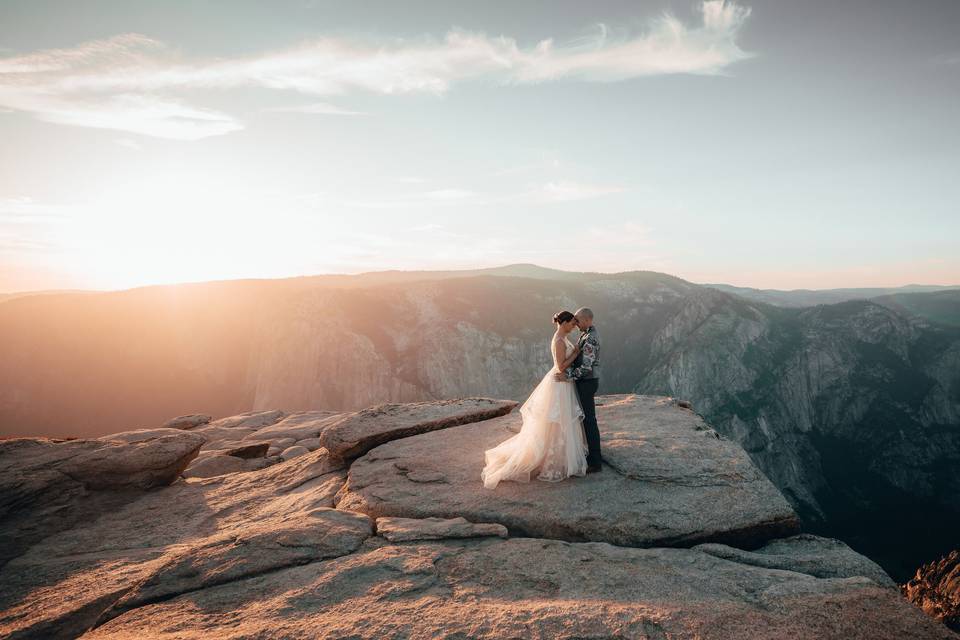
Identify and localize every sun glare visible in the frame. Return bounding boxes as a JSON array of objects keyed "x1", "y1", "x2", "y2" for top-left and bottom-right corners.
[{"x1": 45, "y1": 173, "x2": 350, "y2": 290}]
